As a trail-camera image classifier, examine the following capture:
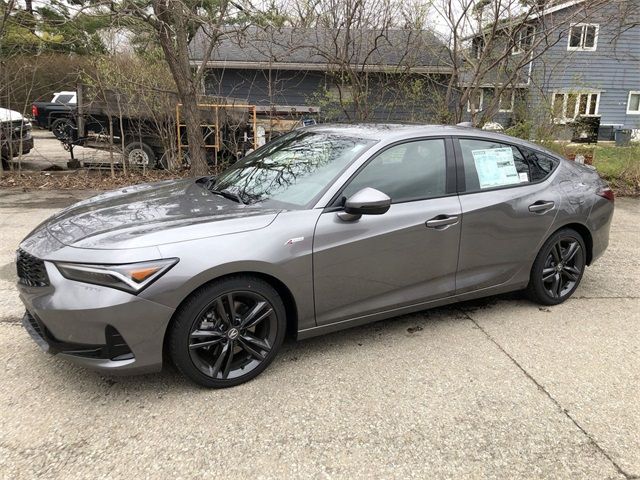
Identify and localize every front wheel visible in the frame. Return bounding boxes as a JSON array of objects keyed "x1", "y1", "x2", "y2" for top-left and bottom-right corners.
[
  {"x1": 526, "y1": 228, "x2": 586, "y2": 305},
  {"x1": 169, "y1": 276, "x2": 286, "y2": 388}
]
